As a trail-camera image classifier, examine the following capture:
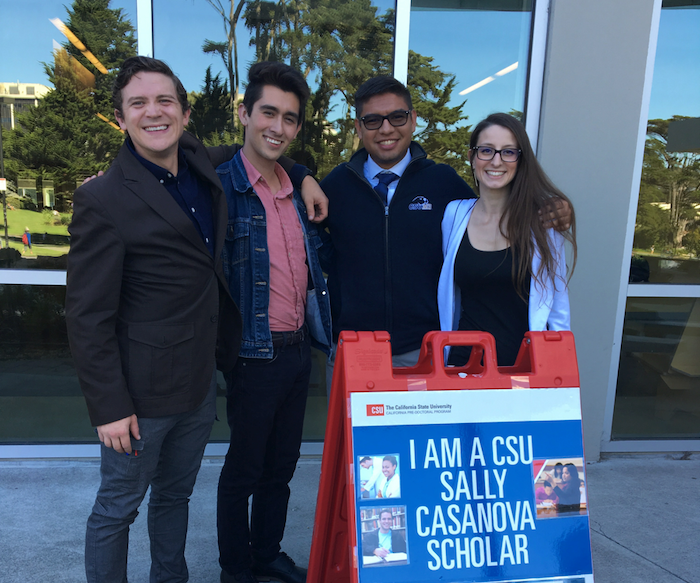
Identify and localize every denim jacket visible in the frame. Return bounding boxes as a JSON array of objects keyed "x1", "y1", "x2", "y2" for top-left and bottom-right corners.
[{"x1": 217, "y1": 151, "x2": 332, "y2": 359}]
